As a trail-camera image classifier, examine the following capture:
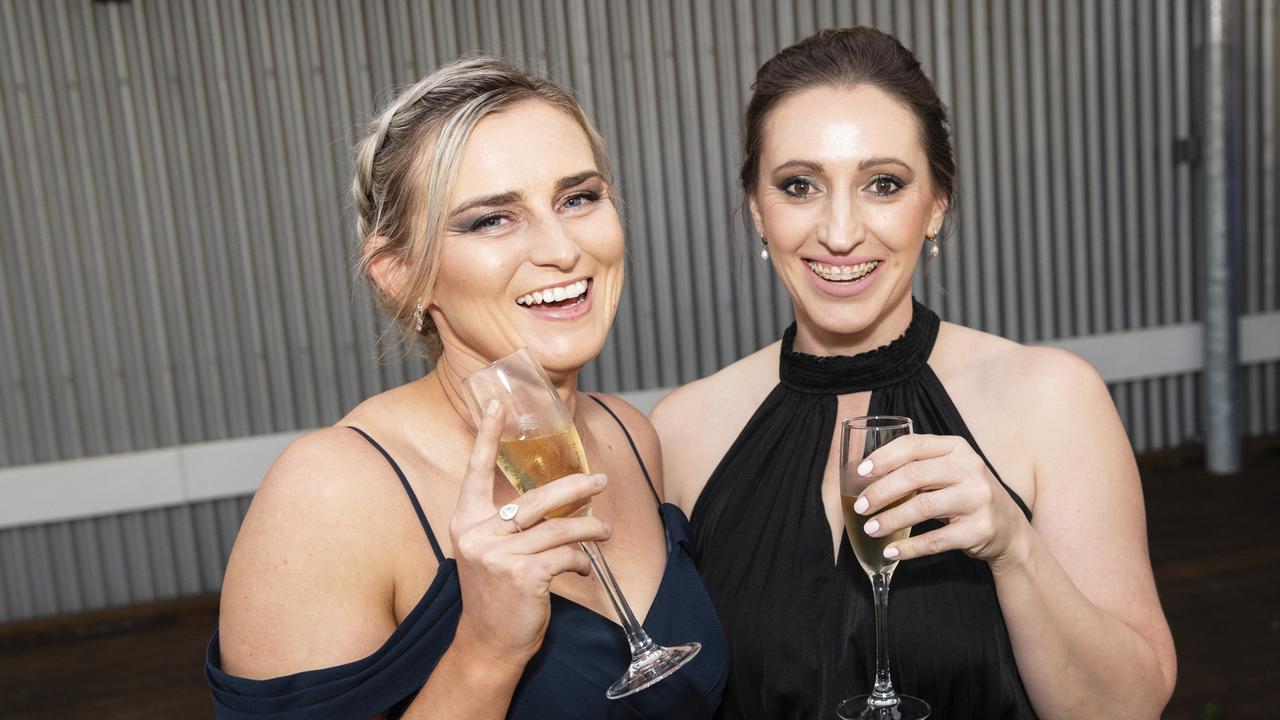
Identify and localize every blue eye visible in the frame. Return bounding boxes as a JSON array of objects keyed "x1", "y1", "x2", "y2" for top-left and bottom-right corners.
[
  {"x1": 563, "y1": 191, "x2": 600, "y2": 210},
  {"x1": 468, "y1": 214, "x2": 508, "y2": 232}
]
